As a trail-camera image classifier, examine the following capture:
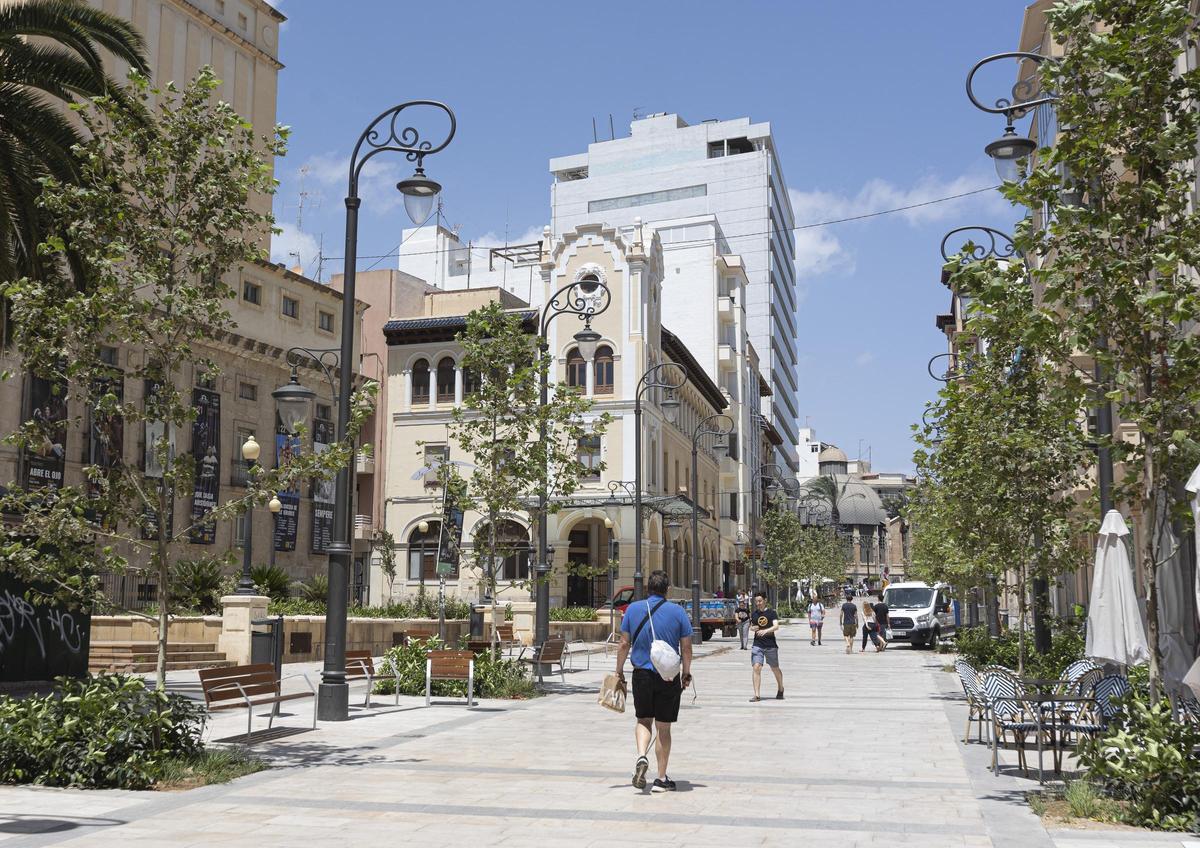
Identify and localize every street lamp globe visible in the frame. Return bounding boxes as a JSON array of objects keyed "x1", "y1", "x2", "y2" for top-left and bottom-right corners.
[
  {"x1": 604, "y1": 495, "x2": 620, "y2": 526},
  {"x1": 712, "y1": 432, "x2": 729, "y2": 459},
  {"x1": 268, "y1": 495, "x2": 282, "y2": 514},
  {"x1": 733, "y1": 538, "x2": 745, "y2": 559},
  {"x1": 984, "y1": 127, "x2": 1036, "y2": 182},
  {"x1": 661, "y1": 388, "x2": 680, "y2": 425},
  {"x1": 417, "y1": 519, "x2": 430, "y2": 534},
  {"x1": 573, "y1": 326, "x2": 601, "y2": 362},
  {"x1": 603, "y1": 516, "x2": 613, "y2": 529},
  {"x1": 396, "y1": 163, "x2": 441, "y2": 226},
  {"x1": 272, "y1": 370, "x2": 316, "y2": 435},
  {"x1": 546, "y1": 545, "x2": 555, "y2": 568},
  {"x1": 241, "y1": 434, "x2": 260, "y2": 463}
]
